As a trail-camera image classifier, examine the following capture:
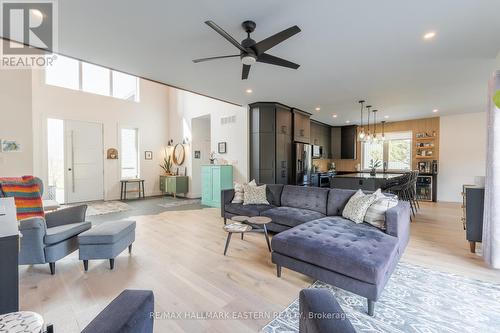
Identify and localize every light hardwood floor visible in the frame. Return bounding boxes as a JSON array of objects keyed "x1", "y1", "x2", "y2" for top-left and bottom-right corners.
[{"x1": 19, "y1": 201, "x2": 499, "y2": 332}]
